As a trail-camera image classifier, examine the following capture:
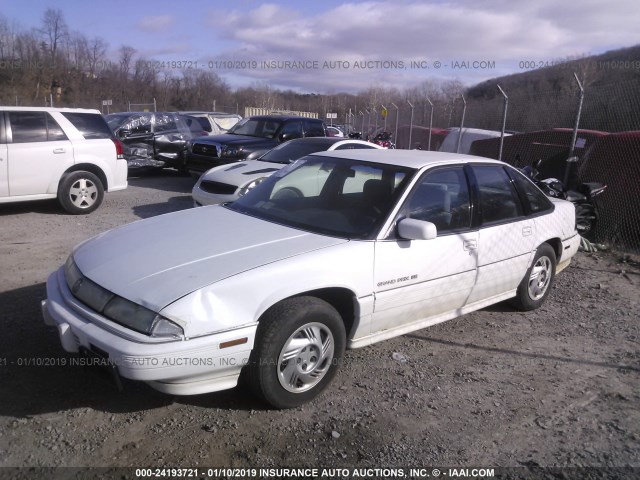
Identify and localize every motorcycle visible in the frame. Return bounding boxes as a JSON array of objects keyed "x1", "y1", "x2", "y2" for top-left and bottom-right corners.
[
  {"x1": 521, "y1": 158, "x2": 607, "y2": 240},
  {"x1": 372, "y1": 131, "x2": 395, "y2": 149}
]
